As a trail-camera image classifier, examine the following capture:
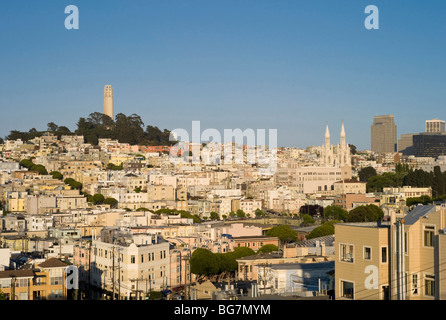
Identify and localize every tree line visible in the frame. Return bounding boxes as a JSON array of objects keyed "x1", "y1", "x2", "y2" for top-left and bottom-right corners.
[
  {"x1": 4, "y1": 112, "x2": 173, "y2": 147},
  {"x1": 359, "y1": 164, "x2": 446, "y2": 198},
  {"x1": 303, "y1": 204, "x2": 384, "y2": 239},
  {"x1": 189, "y1": 244, "x2": 279, "y2": 282}
]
